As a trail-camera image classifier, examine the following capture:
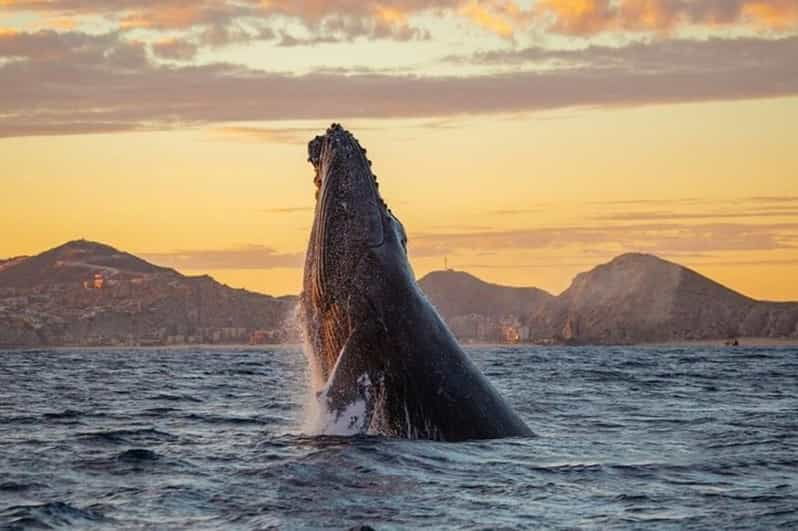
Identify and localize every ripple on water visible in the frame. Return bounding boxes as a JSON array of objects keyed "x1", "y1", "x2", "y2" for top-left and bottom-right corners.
[
  {"x1": 75, "y1": 428, "x2": 177, "y2": 445},
  {"x1": 116, "y1": 448, "x2": 160, "y2": 462},
  {"x1": 0, "y1": 501, "x2": 107, "y2": 529},
  {"x1": 0, "y1": 345, "x2": 796, "y2": 529}
]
